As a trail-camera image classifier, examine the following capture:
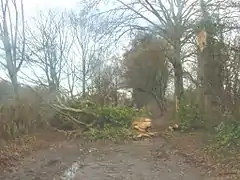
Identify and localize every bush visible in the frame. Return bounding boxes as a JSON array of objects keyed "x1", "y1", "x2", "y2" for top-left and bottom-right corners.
[
  {"x1": 177, "y1": 91, "x2": 203, "y2": 131},
  {"x1": 87, "y1": 125, "x2": 133, "y2": 141},
  {"x1": 87, "y1": 106, "x2": 149, "y2": 140},
  {"x1": 85, "y1": 106, "x2": 148, "y2": 140},
  {"x1": 56, "y1": 100, "x2": 150, "y2": 140},
  {"x1": 0, "y1": 86, "x2": 58, "y2": 141},
  {"x1": 177, "y1": 90, "x2": 240, "y2": 151},
  {"x1": 215, "y1": 120, "x2": 240, "y2": 149},
  {"x1": 0, "y1": 97, "x2": 51, "y2": 140},
  {"x1": 93, "y1": 106, "x2": 147, "y2": 127},
  {"x1": 0, "y1": 86, "x2": 149, "y2": 142}
]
